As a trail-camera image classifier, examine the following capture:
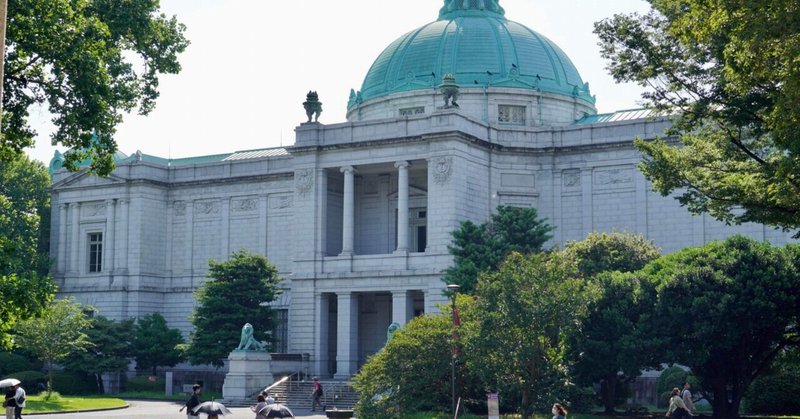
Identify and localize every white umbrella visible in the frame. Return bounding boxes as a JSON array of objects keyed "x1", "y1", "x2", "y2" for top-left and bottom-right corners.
[{"x1": 0, "y1": 378, "x2": 20, "y2": 388}]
